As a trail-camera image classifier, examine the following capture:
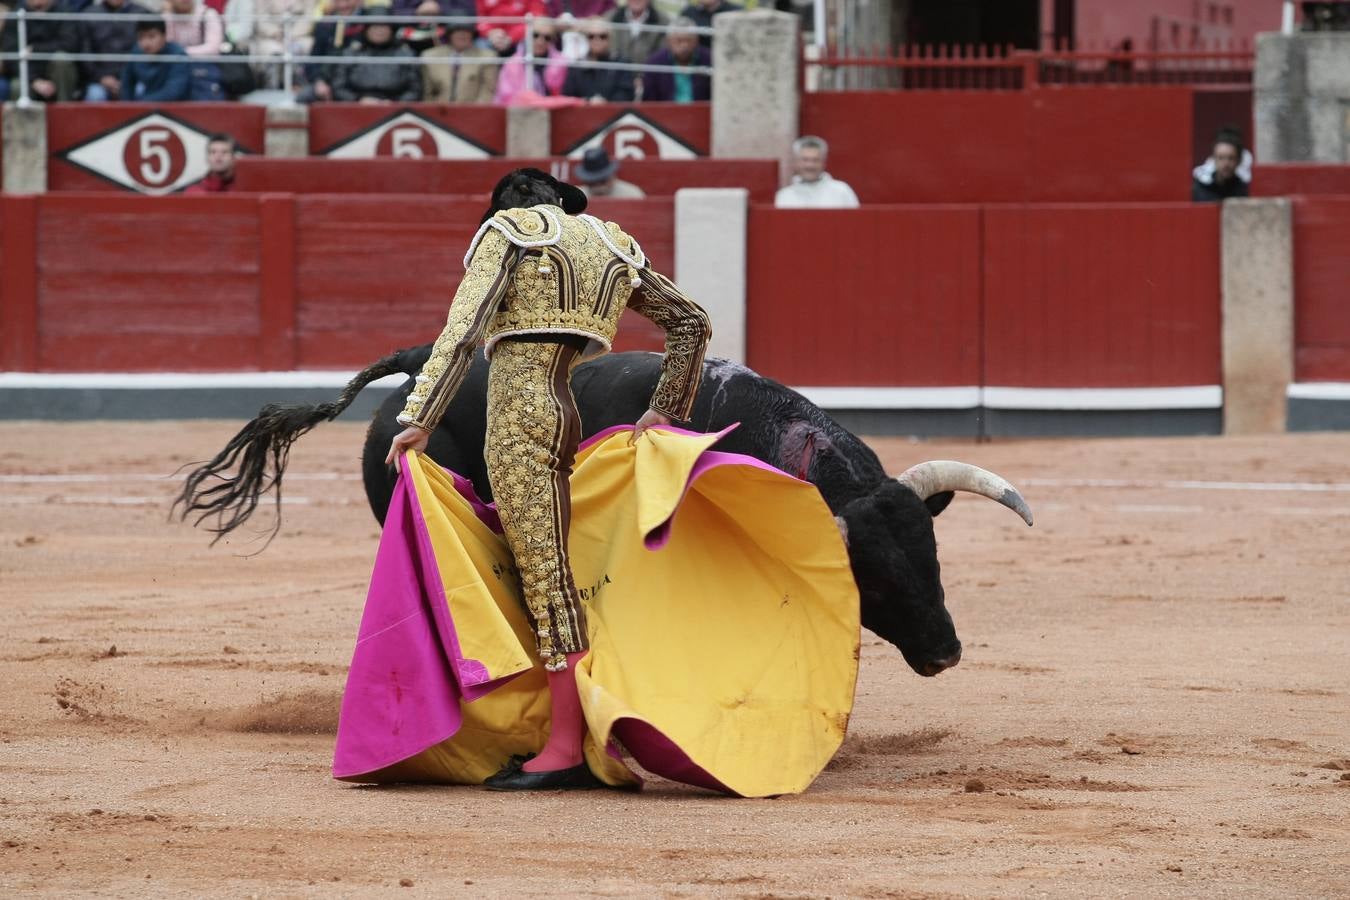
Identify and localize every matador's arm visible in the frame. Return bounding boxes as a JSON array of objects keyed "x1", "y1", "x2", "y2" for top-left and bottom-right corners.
[
  {"x1": 398, "y1": 229, "x2": 519, "y2": 432},
  {"x1": 628, "y1": 268, "x2": 713, "y2": 422}
]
